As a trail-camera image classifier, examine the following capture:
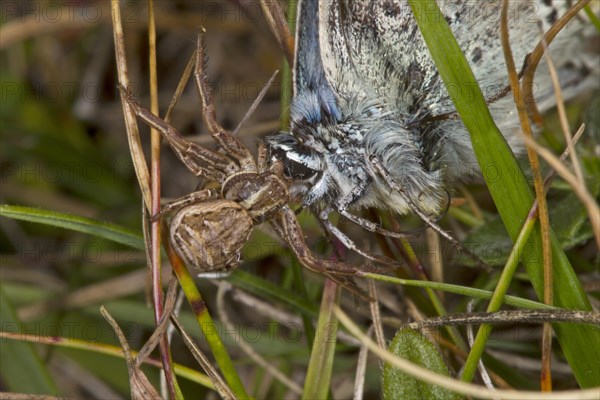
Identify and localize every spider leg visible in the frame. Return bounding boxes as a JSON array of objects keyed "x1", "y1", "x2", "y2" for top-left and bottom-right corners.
[
  {"x1": 152, "y1": 189, "x2": 218, "y2": 221},
  {"x1": 256, "y1": 140, "x2": 286, "y2": 177},
  {"x1": 271, "y1": 206, "x2": 360, "y2": 275},
  {"x1": 119, "y1": 85, "x2": 234, "y2": 182},
  {"x1": 194, "y1": 32, "x2": 256, "y2": 172},
  {"x1": 317, "y1": 209, "x2": 399, "y2": 266},
  {"x1": 256, "y1": 141, "x2": 269, "y2": 174}
]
